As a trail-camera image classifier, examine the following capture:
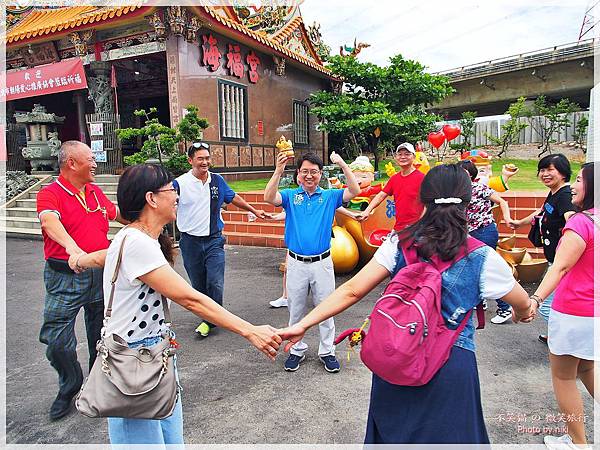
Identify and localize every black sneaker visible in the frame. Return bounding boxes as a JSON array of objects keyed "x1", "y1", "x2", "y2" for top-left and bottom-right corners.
[
  {"x1": 284, "y1": 354, "x2": 305, "y2": 372},
  {"x1": 49, "y1": 392, "x2": 75, "y2": 421},
  {"x1": 538, "y1": 334, "x2": 548, "y2": 345},
  {"x1": 319, "y1": 355, "x2": 340, "y2": 373}
]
